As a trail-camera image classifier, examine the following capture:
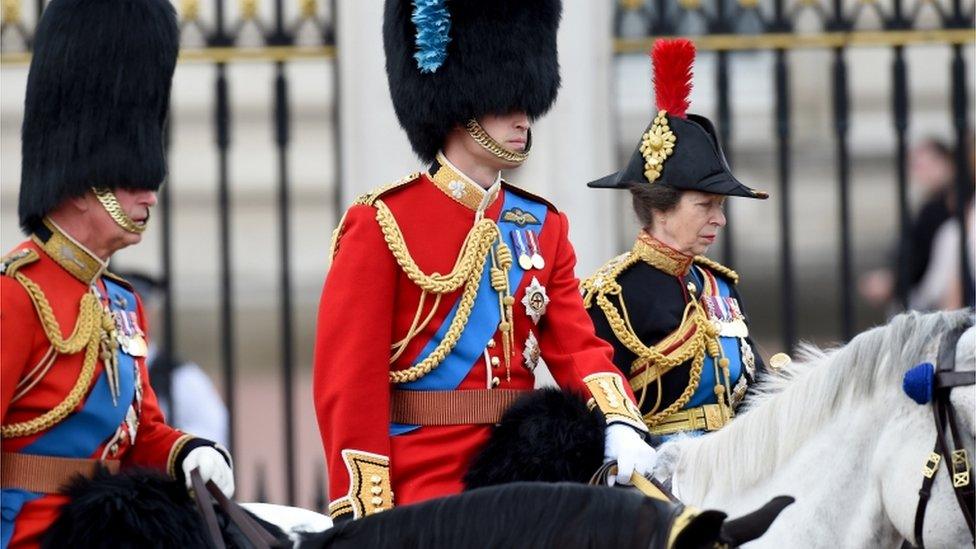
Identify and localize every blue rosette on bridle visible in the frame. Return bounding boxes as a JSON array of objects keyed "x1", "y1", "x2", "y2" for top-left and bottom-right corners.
[
  {"x1": 412, "y1": 0, "x2": 451, "y2": 73},
  {"x1": 903, "y1": 362, "x2": 935, "y2": 405}
]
